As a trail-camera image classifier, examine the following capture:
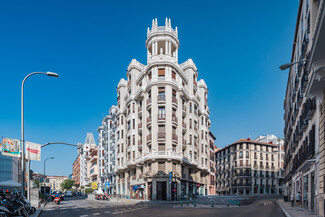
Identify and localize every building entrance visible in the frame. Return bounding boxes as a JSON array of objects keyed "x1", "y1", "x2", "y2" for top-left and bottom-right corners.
[{"x1": 157, "y1": 181, "x2": 167, "y2": 200}]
